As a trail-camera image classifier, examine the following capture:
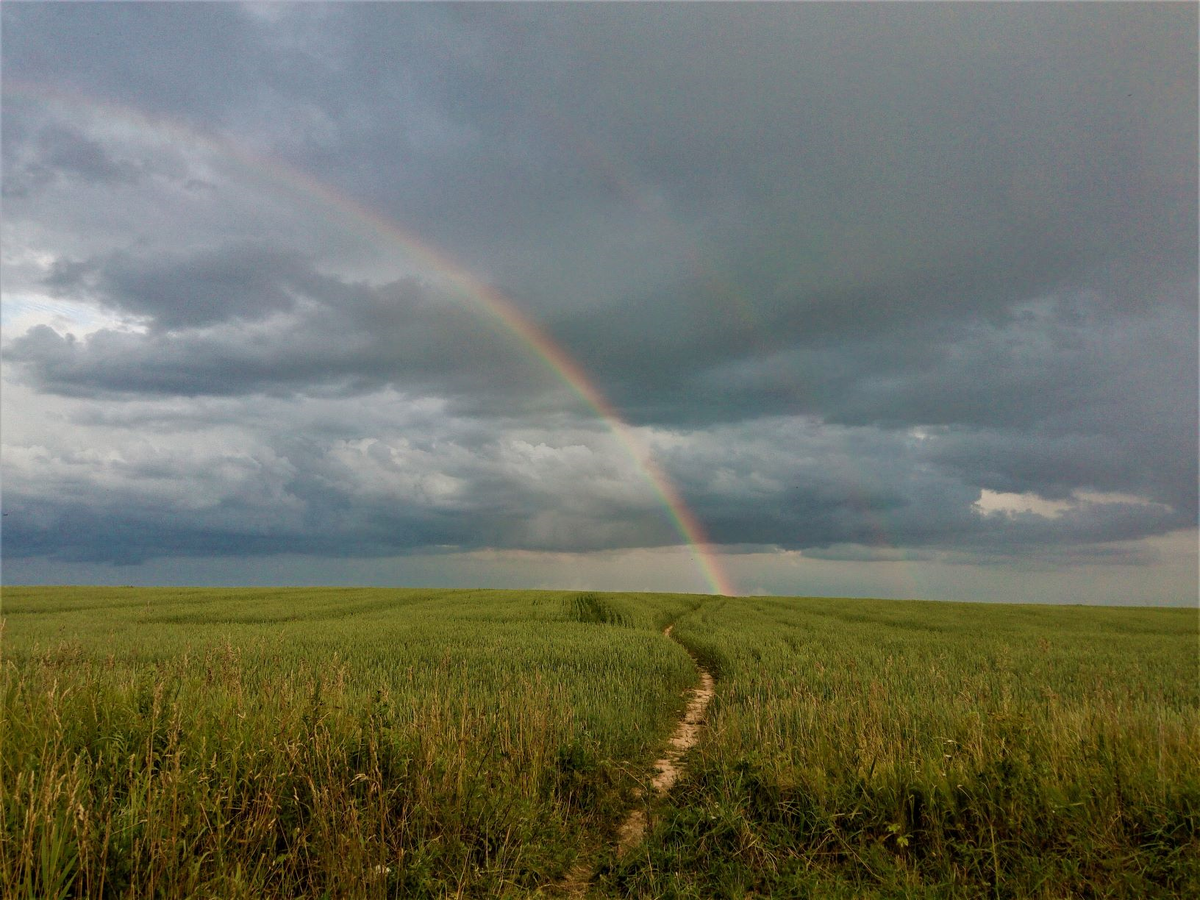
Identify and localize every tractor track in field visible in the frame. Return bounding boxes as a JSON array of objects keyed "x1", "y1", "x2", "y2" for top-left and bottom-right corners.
[{"x1": 555, "y1": 622, "x2": 714, "y2": 895}]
